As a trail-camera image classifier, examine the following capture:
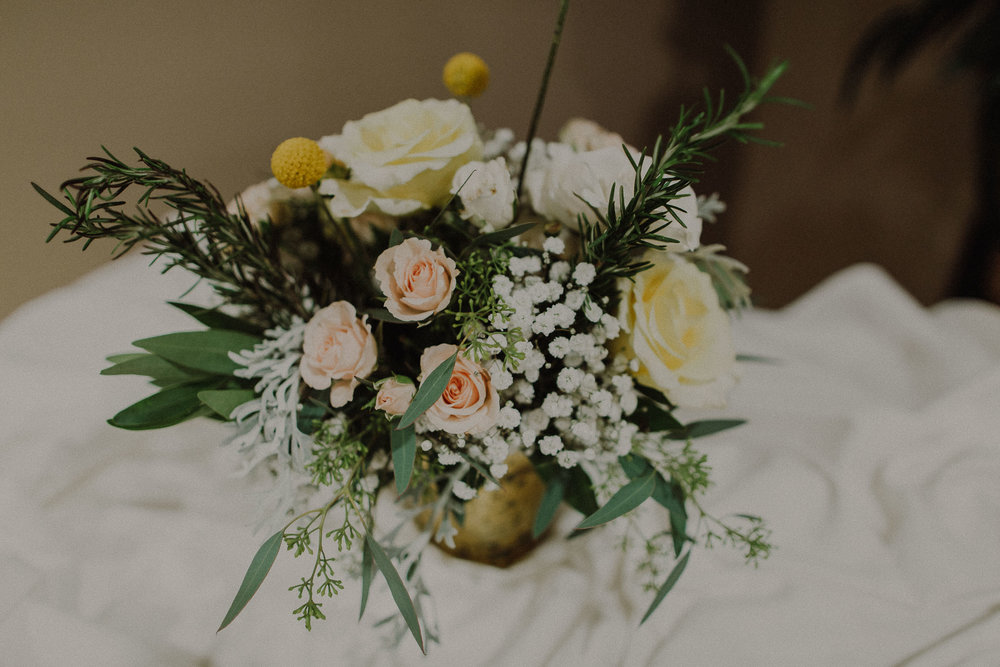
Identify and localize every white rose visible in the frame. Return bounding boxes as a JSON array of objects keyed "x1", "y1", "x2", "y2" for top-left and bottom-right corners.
[
  {"x1": 226, "y1": 178, "x2": 312, "y2": 226},
  {"x1": 450, "y1": 157, "x2": 516, "y2": 229},
  {"x1": 618, "y1": 254, "x2": 735, "y2": 408},
  {"x1": 319, "y1": 98, "x2": 483, "y2": 218},
  {"x1": 523, "y1": 143, "x2": 641, "y2": 231},
  {"x1": 558, "y1": 118, "x2": 626, "y2": 151}
]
